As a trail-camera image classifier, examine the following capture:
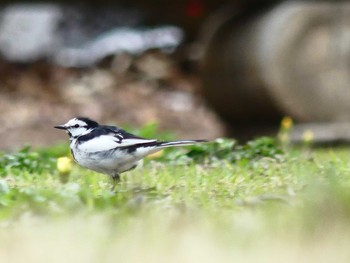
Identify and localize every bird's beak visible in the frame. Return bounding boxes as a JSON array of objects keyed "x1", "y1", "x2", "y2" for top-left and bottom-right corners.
[{"x1": 54, "y1": 125, "x2": 67, "y2": 130}]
